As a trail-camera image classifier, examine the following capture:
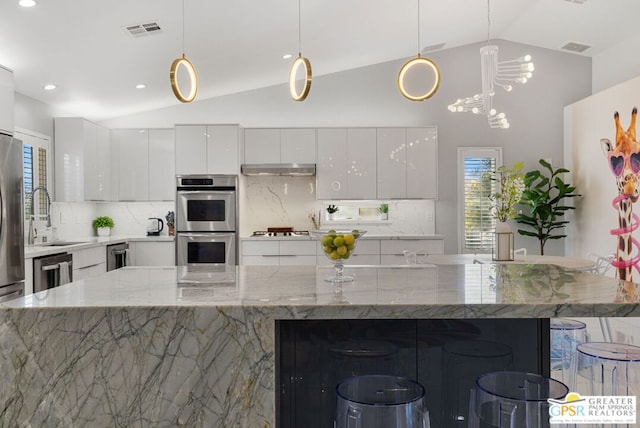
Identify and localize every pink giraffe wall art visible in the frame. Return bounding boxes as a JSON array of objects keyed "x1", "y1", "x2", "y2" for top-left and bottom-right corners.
[{"x1": 601, "y1": 107, "x2": 640, "y2": 281}]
